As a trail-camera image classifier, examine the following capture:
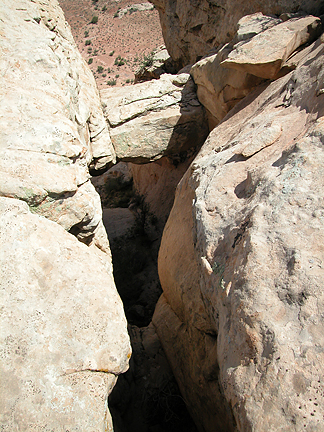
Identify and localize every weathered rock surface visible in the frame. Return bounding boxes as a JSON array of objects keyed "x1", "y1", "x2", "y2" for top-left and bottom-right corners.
[
  {"x1": 191, "y1": 13, "x2": 322, "y2": 129},
  {"x1": 0, "y1": 0, "x2": 116, "y2": 247},
  {"x1": 0, "y1": 197, "x2": 131, "y2": 431},
  {"x1": 222, "y1": 15, "x2": 322, "y2": 79},
  {"x1": 101, "y1": 73, "x2": 209, "y2": 163},
  {"x1": 150, "y1": 0, "x2": 324, "y2": 67},
  {"x1": 154, "y1": 34, "x2": 324, "y2": 432},
  {"x1": 0, "y1": 0, "x2": 131, "y2": 430}
]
